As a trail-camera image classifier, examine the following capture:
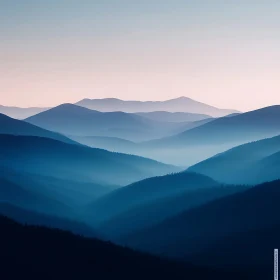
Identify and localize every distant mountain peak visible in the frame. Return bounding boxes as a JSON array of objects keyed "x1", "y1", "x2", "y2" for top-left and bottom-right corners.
[
  {"x1": 54, "y1": 103, "x2": 78, "y2": 110},
  {"x1": 57, "y1": 103, "x2": 75, "y2": 107},
  {"x1": 174, "y1": 96, "x2": 191, "y2": 100}
]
